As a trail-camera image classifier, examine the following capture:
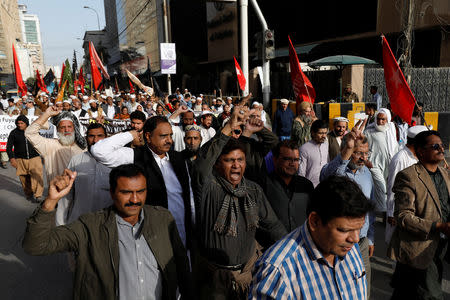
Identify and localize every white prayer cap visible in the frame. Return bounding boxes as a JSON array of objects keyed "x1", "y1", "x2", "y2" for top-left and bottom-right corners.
[
  {"x1": 216, "y1": 97, "x2": 223, "y2": 101},
  {"x1": 196, "y1": 97, "x2": 202, "y2": 101},
  {"x1": 63, "y1": 99, "x2": 72, "y2": 104},
  {"x1": 407, "y1": 125, "x2": 428, "y2": 138},
  {"x1": 201, "y1": 110, "x2": 213, "y2": 116},
  {"x1": 333, "y1": 117, "x2": 349, "y2": 123},
  {"x1": 252, "y1": 101, "x2": 261, "y2": 107},
  {"x1": 101, "y1": 95, "x2": 107, "y2": 99},
  {"x1": 70, "y1": 95, "x2": 76, "y2": 99},
  {"x1": 26, "y1": 98, "x2": 34, "y2": 103},
  {"x1": 22, "y1": 95, "x2": 28, "y2": 100},
  {"x1": 130, "y1": 94, "x2": 136, "y2": 99},
  {"x1": 280, "y1": 98, "x2": 289, "y2": 105},
  {"x1": 88, "y1": 99, "x2": 97, "y2": 104},
  {"x1": 82, "y1": 95, "x2": 89, "y2": 100},
  {"x1": 95, "y1": 91, "x2": 100, "y2": 94},
  {"x1": 199, "y1": 94, "x2": 203, "y2": 97},
  {"x1": 41, "y1": 93, "x2": 48, "y2": 97},
  {"x1": 226, "y1": 97, "x2": 232, "y2": 100}
]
